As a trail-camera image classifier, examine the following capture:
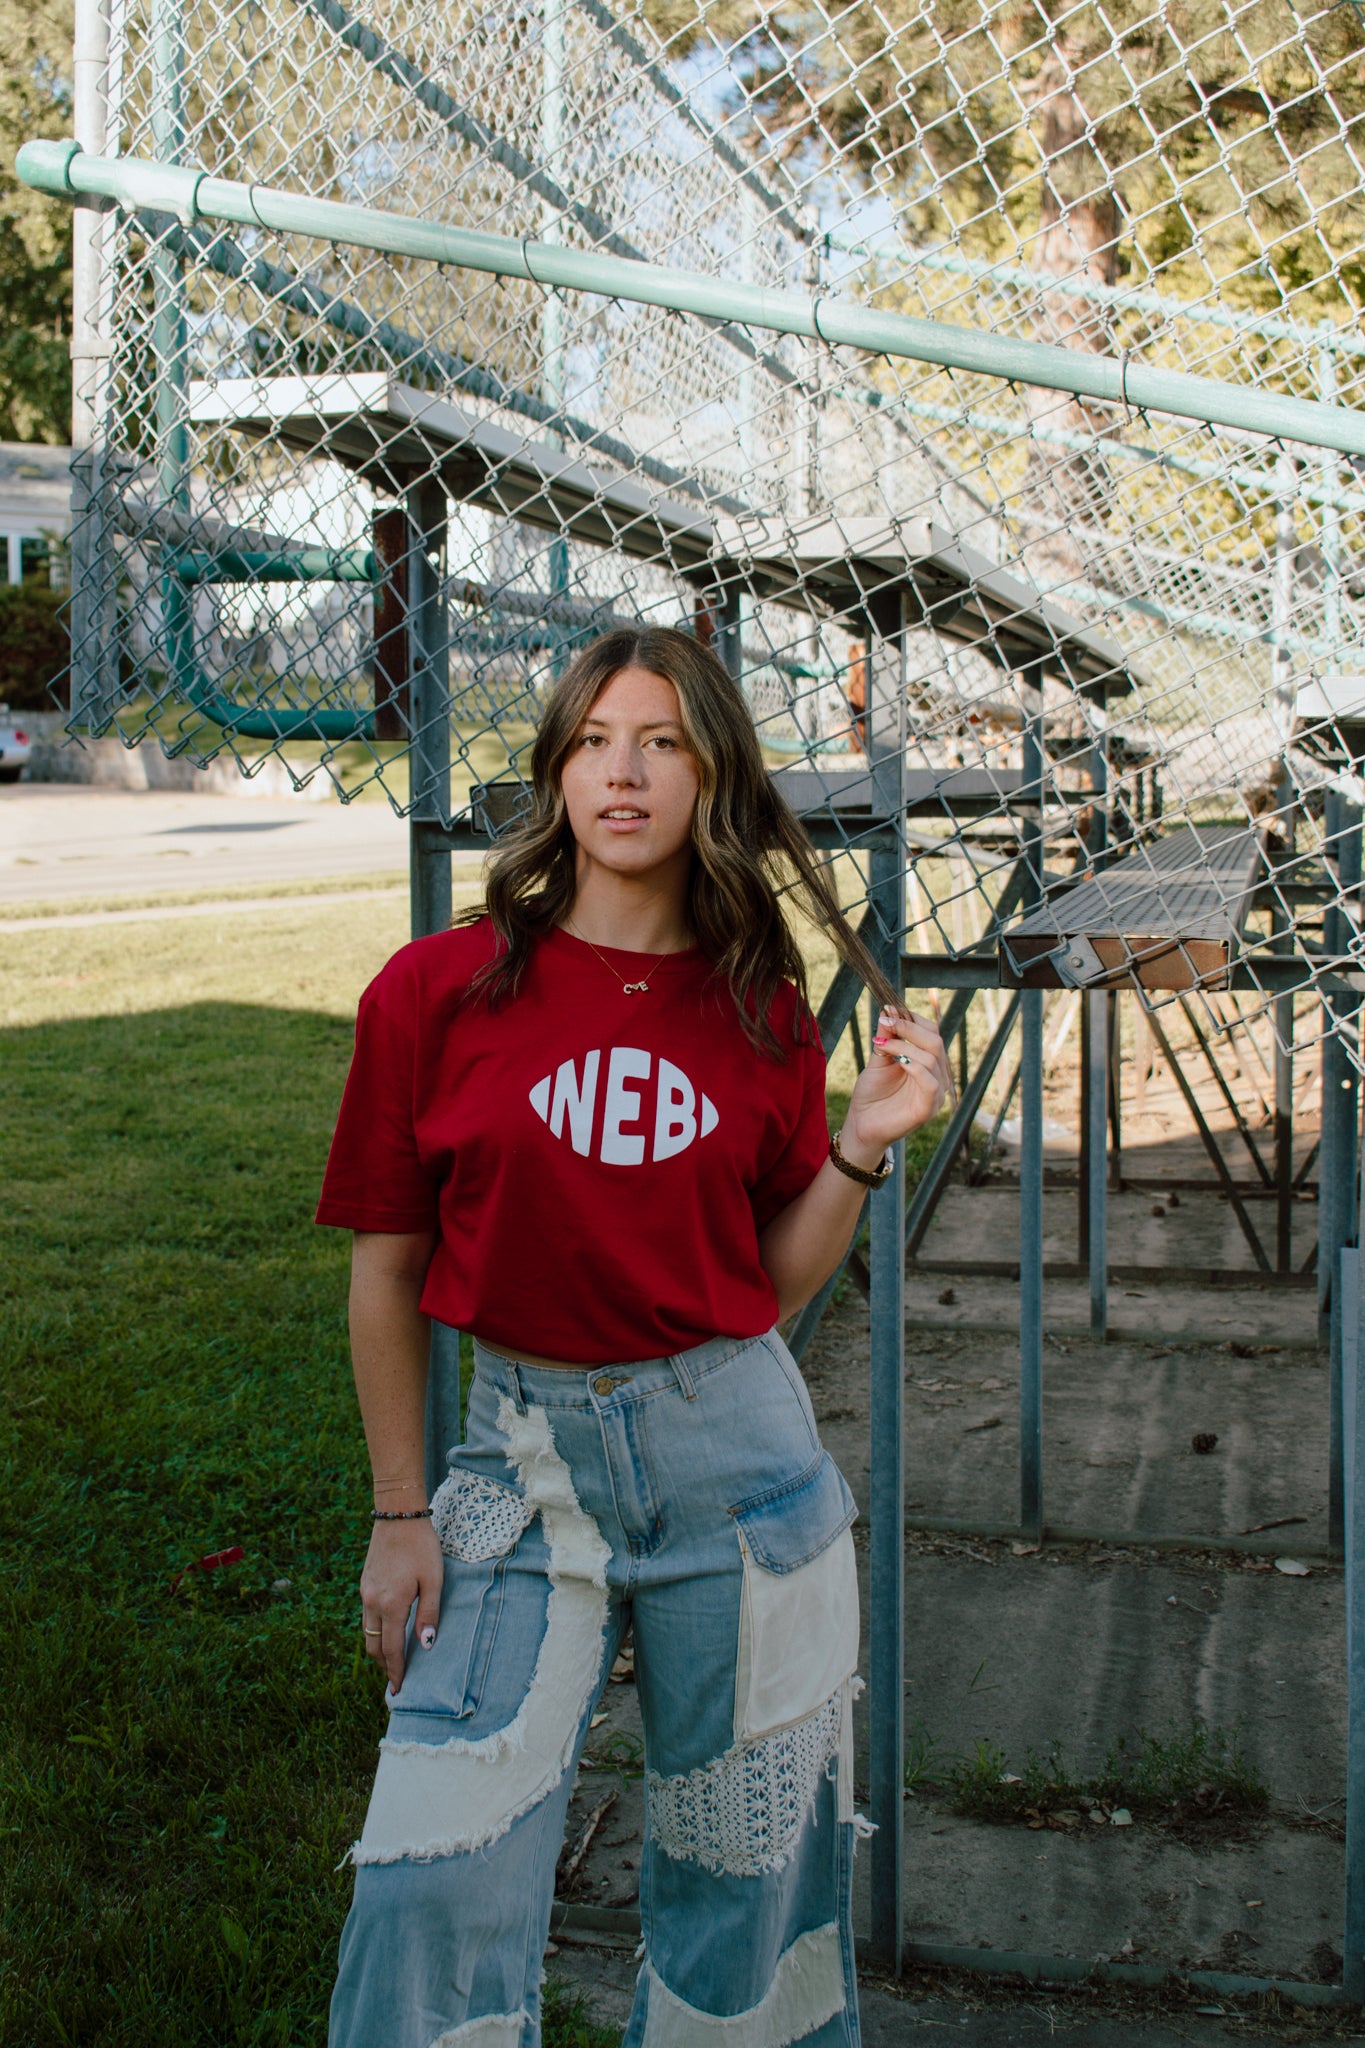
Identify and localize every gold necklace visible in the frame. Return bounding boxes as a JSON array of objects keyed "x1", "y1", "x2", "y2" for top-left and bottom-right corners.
[{"x1": 564, "y1": 920, "x2": 676, "y2": 995}]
